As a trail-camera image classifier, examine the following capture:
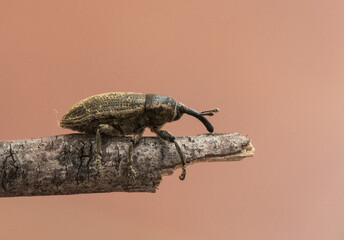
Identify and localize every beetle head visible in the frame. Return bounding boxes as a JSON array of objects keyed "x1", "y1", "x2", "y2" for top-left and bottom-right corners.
[{"x1": 145, "y1": 94, "x2": 218, "y2": 133}]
